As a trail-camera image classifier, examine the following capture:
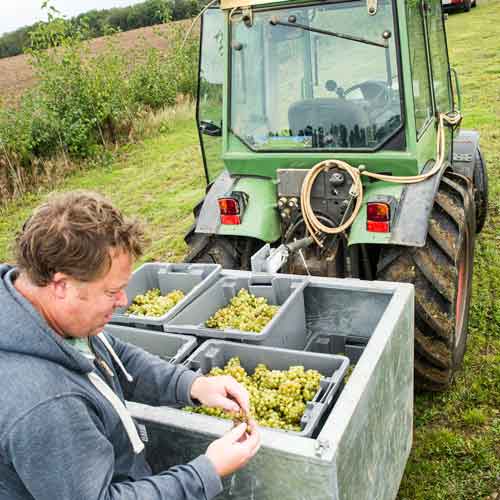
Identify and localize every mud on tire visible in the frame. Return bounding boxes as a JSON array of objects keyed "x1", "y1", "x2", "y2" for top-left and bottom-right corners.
[{"x1": 377, "y1": 172, "x2": 475, "y2": 390}]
